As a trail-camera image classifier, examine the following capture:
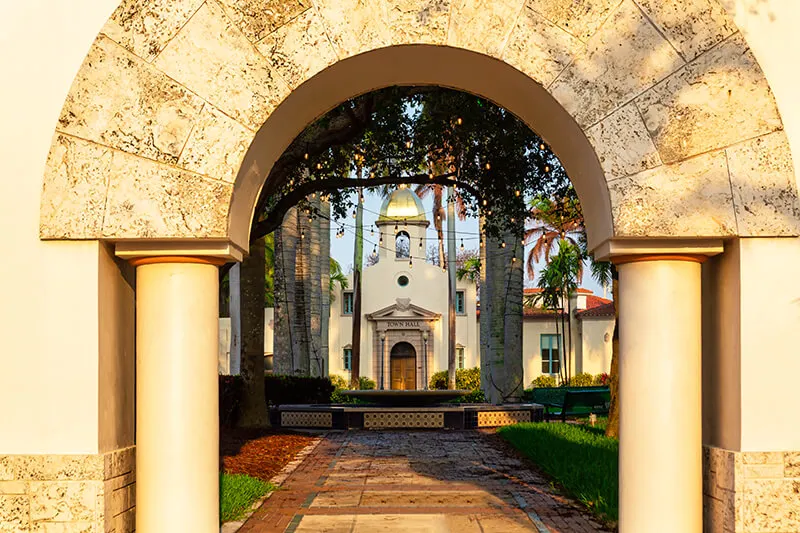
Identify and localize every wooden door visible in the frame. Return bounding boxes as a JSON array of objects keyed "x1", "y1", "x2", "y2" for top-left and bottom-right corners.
[{"x1": 391, "y1": 358, "x2": 416, "y2": 390}]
